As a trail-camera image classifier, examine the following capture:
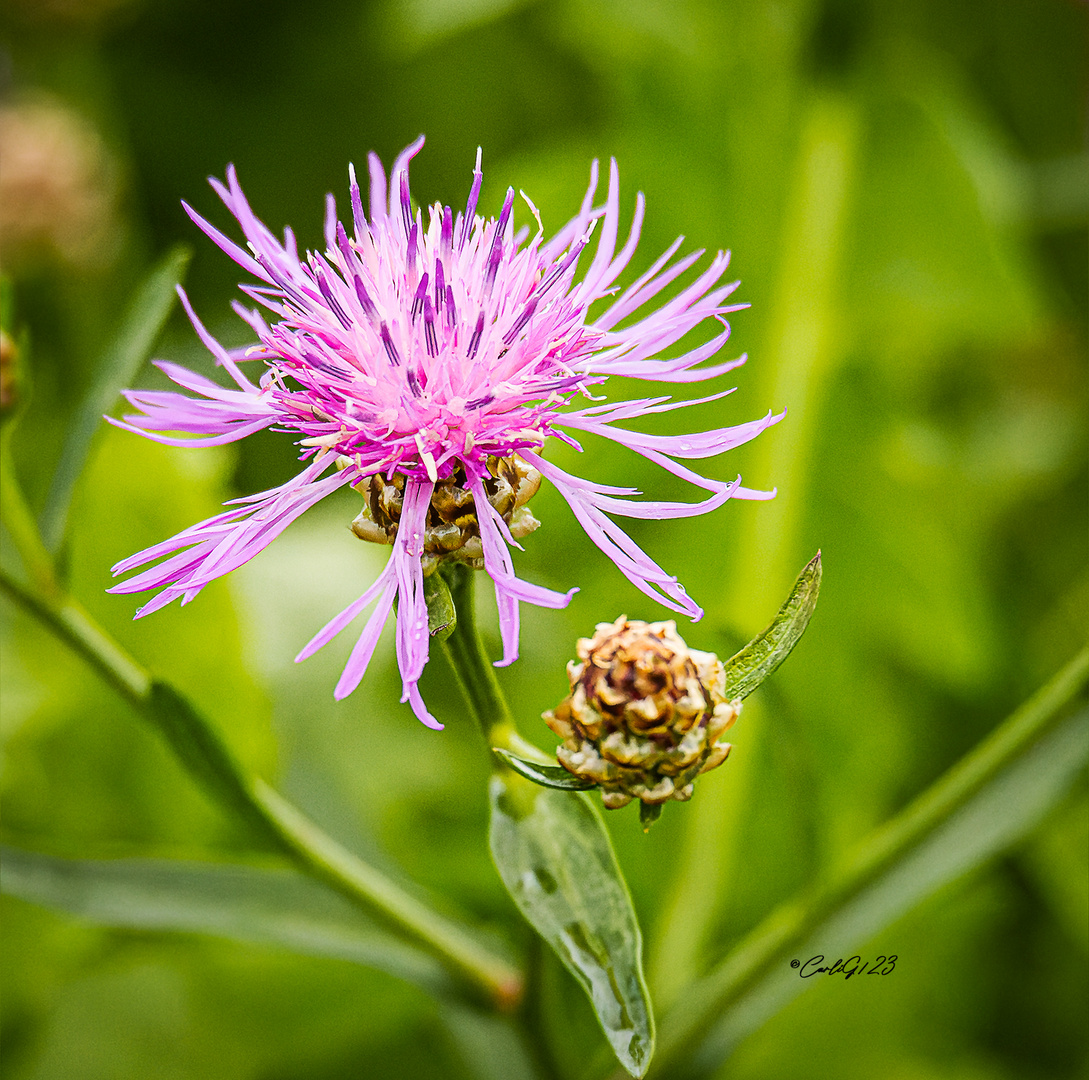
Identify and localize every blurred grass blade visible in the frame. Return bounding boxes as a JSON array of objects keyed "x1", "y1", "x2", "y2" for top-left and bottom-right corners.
[
  {"x1": 439, "y1": 1004, "x2": 544, "y2": 1080},
  {"x1": 644, "y1": 646, "x2": 1089, "y2": 1080},
  {"x1": 493, "y1": 749, "x2": 597, "y2": 791},
  {"x1": 681, "y1": 707, "x2": 1089, "y2": 1077},
  {"x1": 0, "y1": 847, "x2": 454, "y2": 998},
  {"x1": 489, "y1": 776, "x2": 654, "y2": 1077},
  {"x1": 722, "y1": 552, "x2": 821, "y2": 701},
  {"x1": 40, "y1": 244, "x2": 191, "y2": 551}
]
